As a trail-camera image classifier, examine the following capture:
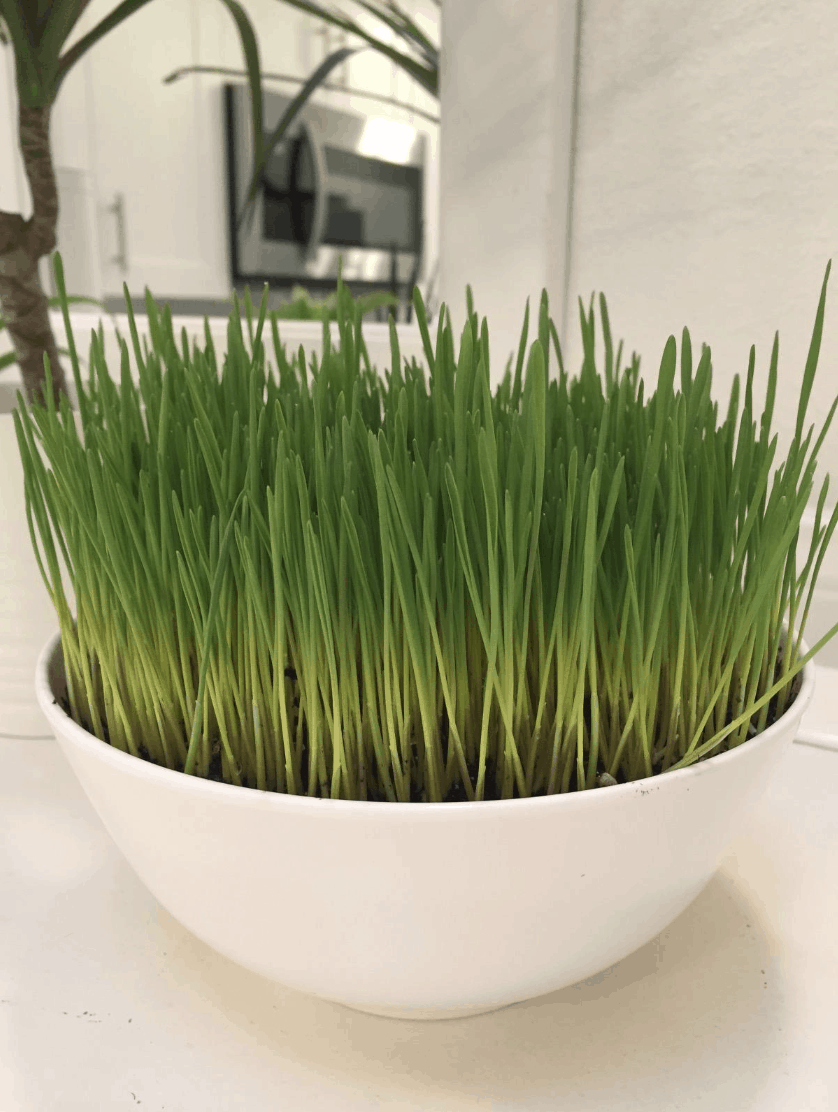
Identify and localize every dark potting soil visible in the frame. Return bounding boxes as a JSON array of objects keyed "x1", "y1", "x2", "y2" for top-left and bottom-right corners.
[{"x1": 54, "y1": 662, "x2": 803, "y2": 801}]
